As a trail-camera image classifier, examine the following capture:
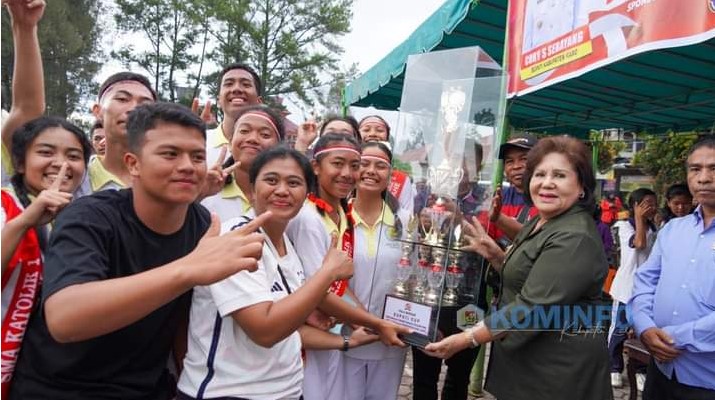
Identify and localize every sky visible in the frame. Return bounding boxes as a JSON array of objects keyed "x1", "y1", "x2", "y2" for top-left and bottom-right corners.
[{"x1": 94, "y1": 0, "x2": 447, "y2": 125}]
